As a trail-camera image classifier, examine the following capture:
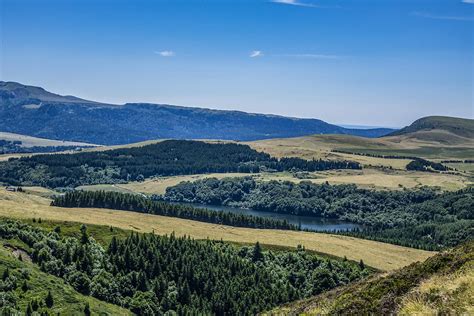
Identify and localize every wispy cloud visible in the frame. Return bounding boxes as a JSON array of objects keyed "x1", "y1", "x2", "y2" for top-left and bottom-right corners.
[
  {"x1": 462, "y1": 0, "x2": 474, "y2": 4},
  {"x1": 270, "y1": 0, "x2": 340, "y2": 9},
  {"x1": 155, "y1": 50, "x2": 175, "y2": 57},
  {"x1": 279, "y1": 53, "x2": 343, "y2": 59},
  {"x1": 250, "y1": 50, "x2": 264, "y2": 58},
  {"x1": 411, "y1": 11, "x2": 474, "y2": 21}
]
